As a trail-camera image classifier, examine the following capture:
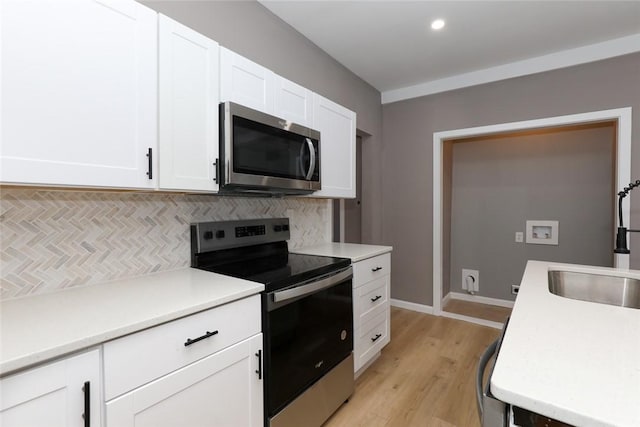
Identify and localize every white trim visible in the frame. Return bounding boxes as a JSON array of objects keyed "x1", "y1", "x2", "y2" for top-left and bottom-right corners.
[
  {"x1": 390, "y1": 298, "x2": 433, "y2": 314},
  {"x1": 433, "y1": 107, "x2": 632, "y2": 315},
  {"x1": 440, "y1": 311, "x2": 504, "y2": 330},
  {"x1": 382, "y1": 34, "x2": 640, "y2": 104},
  {"x1": 448, "y1": 292, "x2": 515, "y2": 309},
  {"x1": 441, "y1": 292, "x2": 451, "y2": 307},
  {"x1": 392, "y1": 297, "x2": 505, "y2": 329}
]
